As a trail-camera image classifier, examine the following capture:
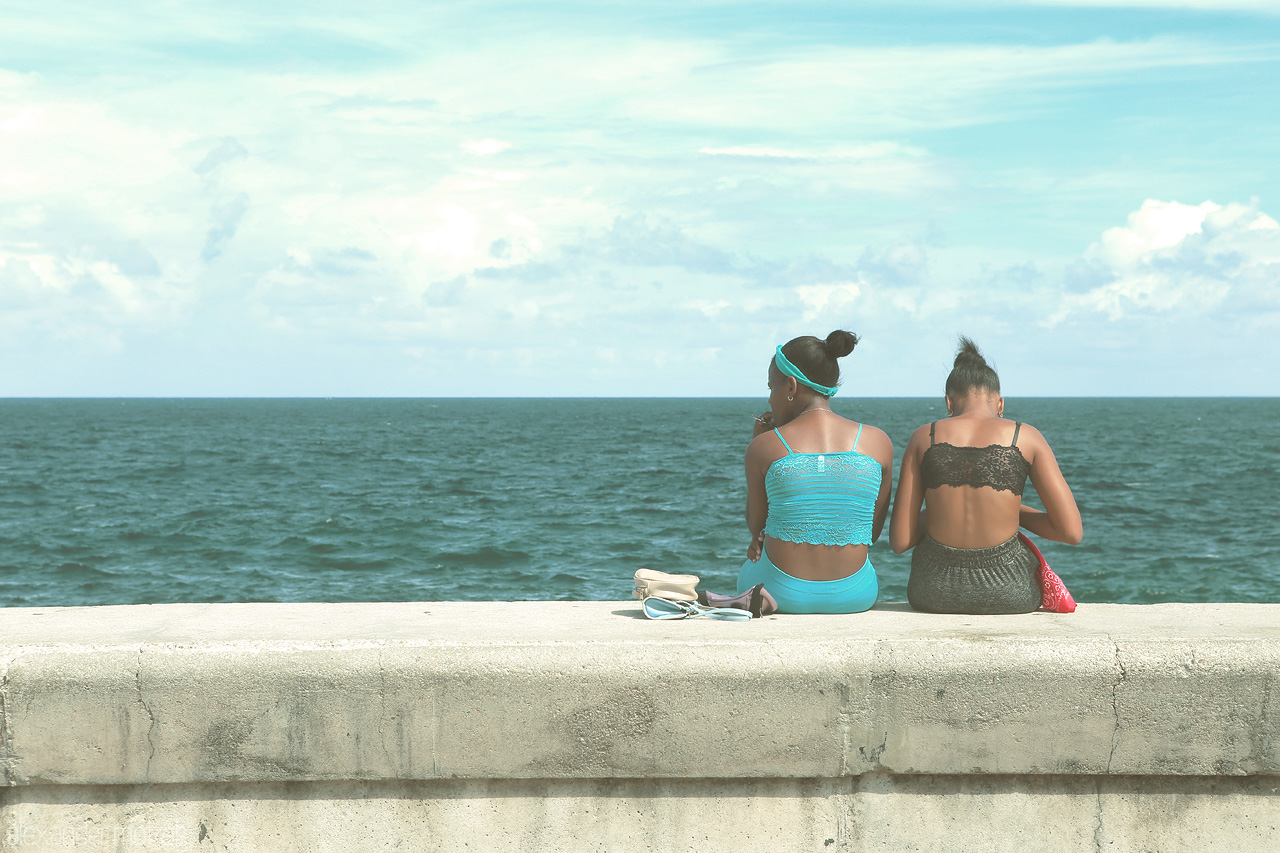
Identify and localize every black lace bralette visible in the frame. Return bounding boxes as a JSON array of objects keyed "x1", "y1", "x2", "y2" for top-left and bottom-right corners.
[{"x1": 920, "y1": 421, "x2": 1030, "y2": 496}]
